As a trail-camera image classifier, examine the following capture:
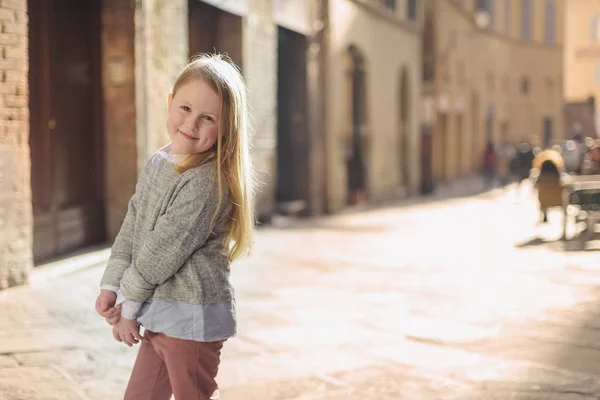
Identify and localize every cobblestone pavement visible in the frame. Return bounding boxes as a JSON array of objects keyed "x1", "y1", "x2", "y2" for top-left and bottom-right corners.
[{"x1": 1, "y1": 183, "x2": 600, "y2": 399}]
